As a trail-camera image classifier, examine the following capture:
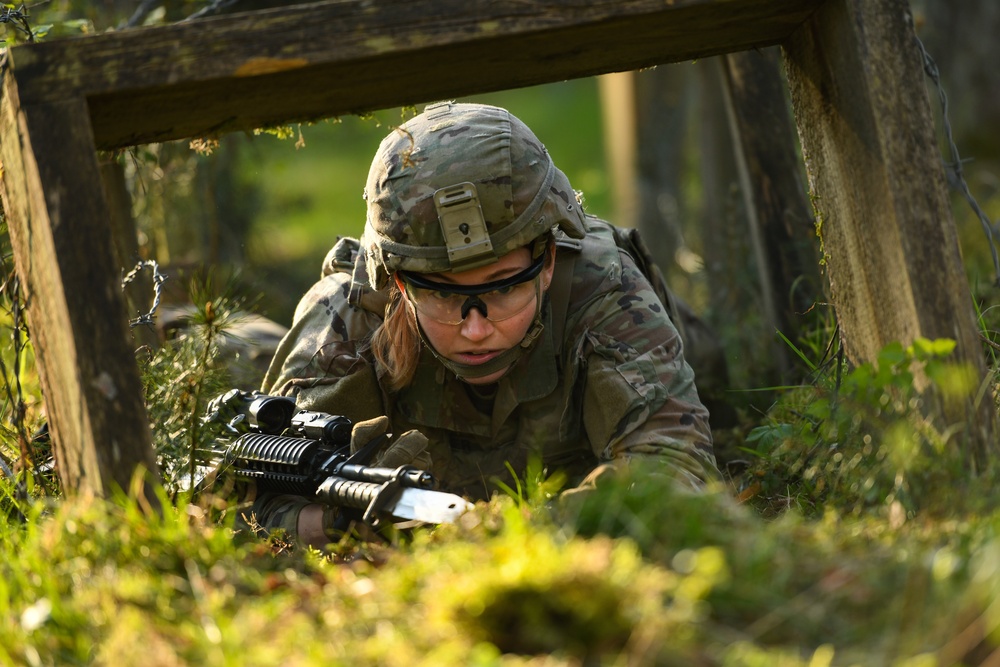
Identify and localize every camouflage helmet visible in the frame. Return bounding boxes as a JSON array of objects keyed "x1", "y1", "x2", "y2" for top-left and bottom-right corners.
[{"x1": 361, "y1": 102, "x2": 587, "y2": 289}]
